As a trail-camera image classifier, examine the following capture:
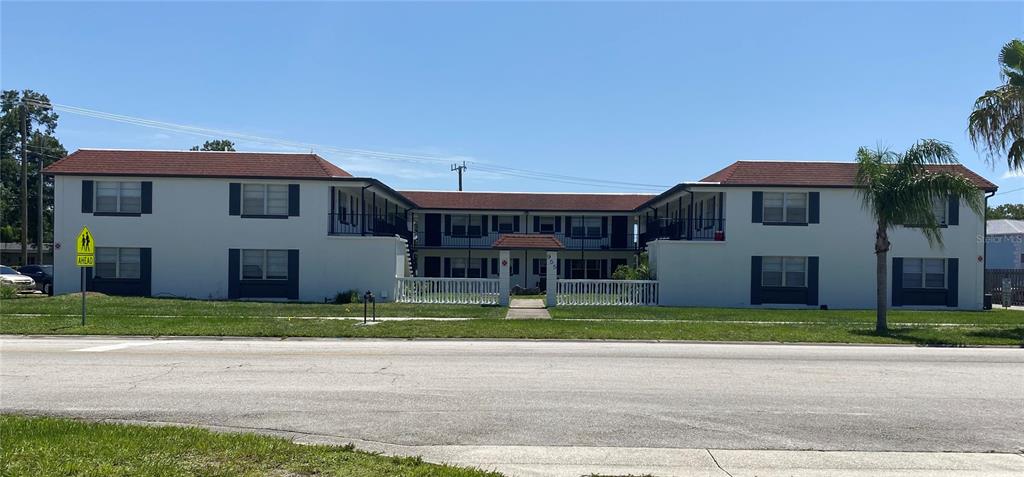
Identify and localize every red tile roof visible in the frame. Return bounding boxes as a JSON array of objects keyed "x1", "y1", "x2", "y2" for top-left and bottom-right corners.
[
  {"x1": 399, "y1": 191, "x2": 655, "y2": 211},
  {"x1": 492, "y1": 234, "x2": 564, "y2": 250},
  {"x1": 700, "y1": 161, "x2": 997, "y2": 191},
  {"x1": 44, "y1": 149, "x2": 352, "y2": 179}
]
